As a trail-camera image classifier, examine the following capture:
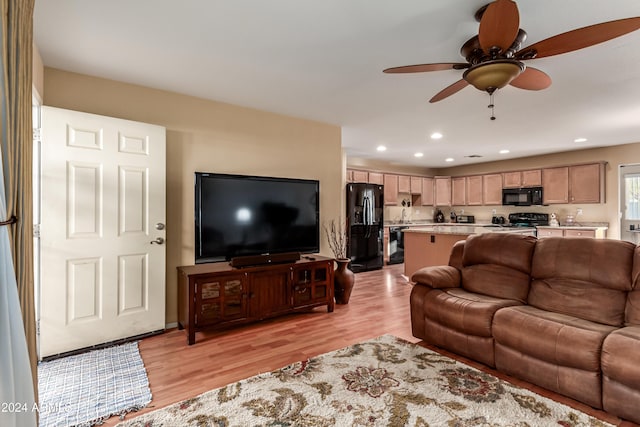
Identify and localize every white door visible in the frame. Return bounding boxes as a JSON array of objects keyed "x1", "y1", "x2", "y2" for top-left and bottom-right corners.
[
  {"x1": 39, "y1": 106, "x2": 166, "y2": 358},
  {"x1": 620, "y1": 164, "x2": 640, "y2": 244}
]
